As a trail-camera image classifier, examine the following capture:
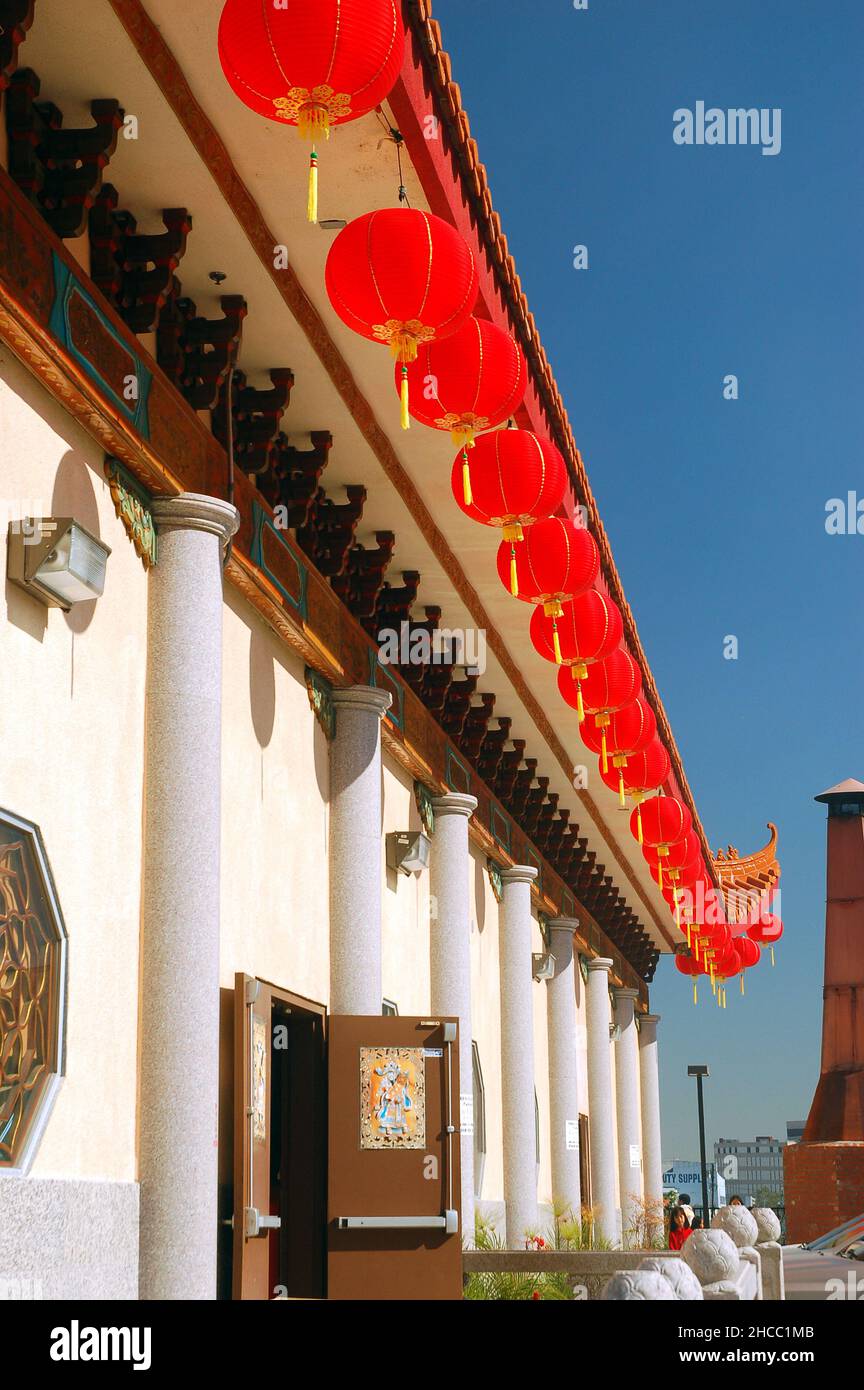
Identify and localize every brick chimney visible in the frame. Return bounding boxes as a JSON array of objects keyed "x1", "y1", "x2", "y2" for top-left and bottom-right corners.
[{"x1": 784, "y1": 779, "x2": 864, "y2": 1242}]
